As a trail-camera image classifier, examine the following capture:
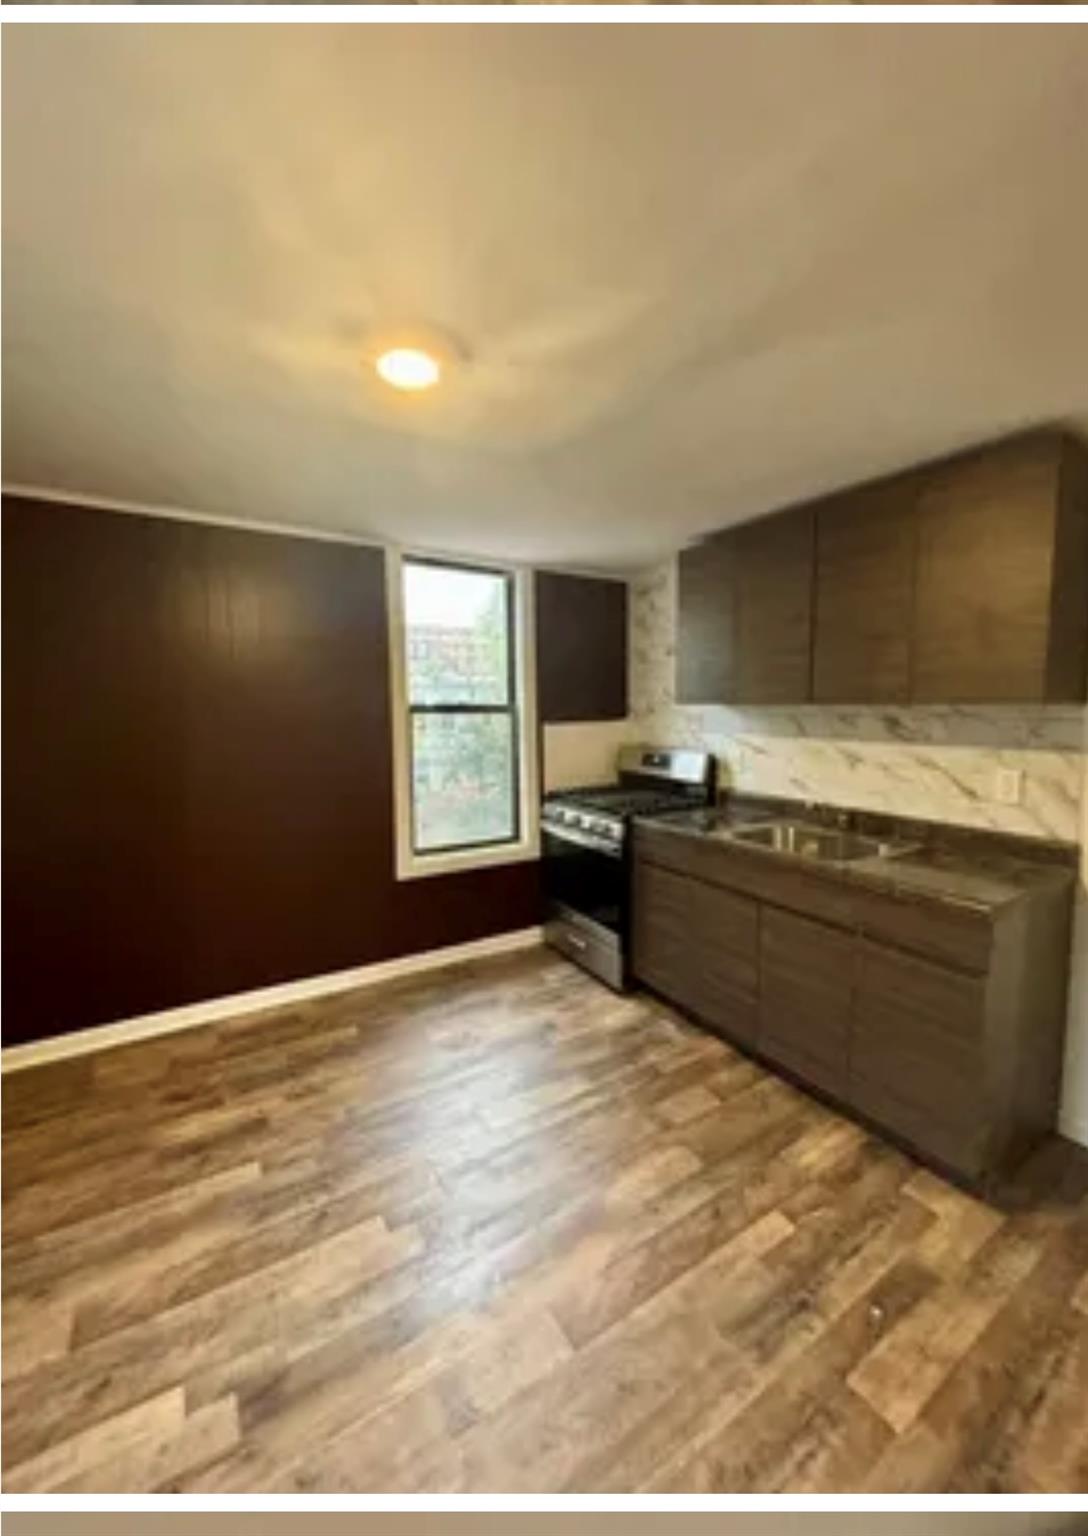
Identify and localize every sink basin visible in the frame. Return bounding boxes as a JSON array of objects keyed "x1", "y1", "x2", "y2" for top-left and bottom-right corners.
[{"x1": 731, "y1": 820, "x2": 911, "y2": 864}]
